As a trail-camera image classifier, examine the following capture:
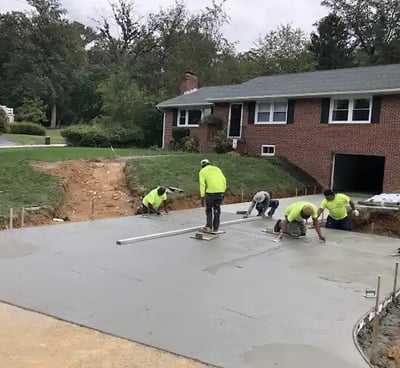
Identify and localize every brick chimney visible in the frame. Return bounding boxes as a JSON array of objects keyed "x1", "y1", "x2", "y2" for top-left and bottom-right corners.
[{"x1": 180, "y1": 71, "x2": 198, "y2": 95}]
